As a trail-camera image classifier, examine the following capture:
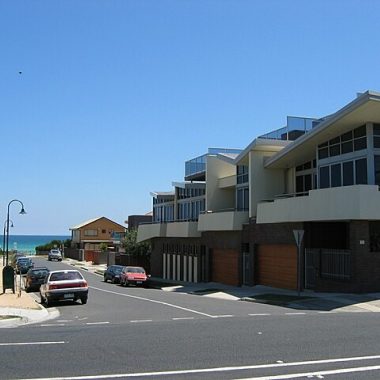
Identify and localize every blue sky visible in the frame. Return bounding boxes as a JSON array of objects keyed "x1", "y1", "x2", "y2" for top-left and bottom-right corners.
[{"x1": 1, "y1": 0, "x2": 380, "y2": 235}]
